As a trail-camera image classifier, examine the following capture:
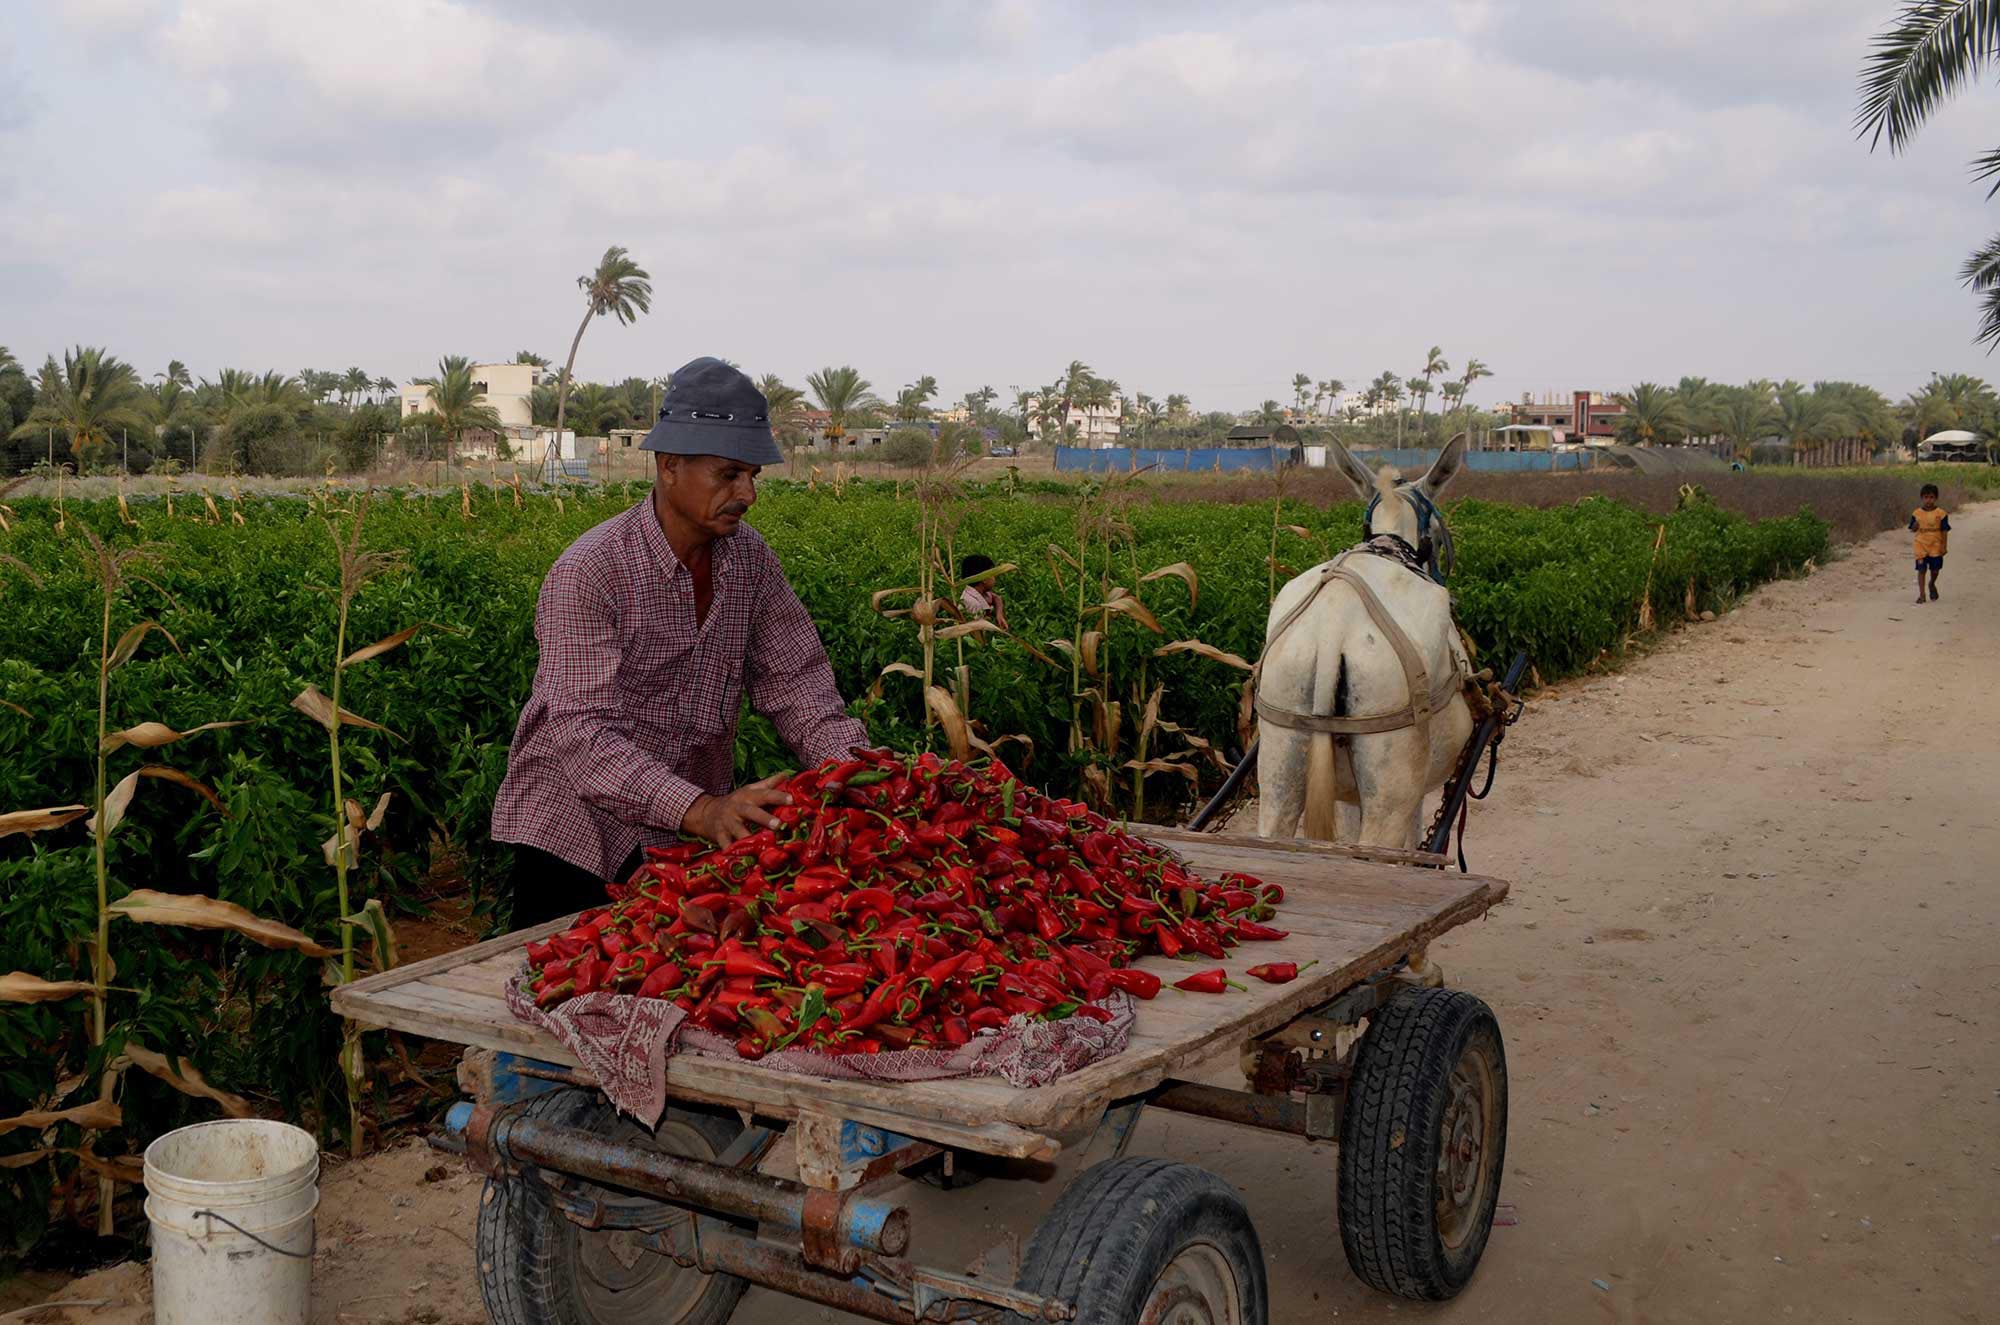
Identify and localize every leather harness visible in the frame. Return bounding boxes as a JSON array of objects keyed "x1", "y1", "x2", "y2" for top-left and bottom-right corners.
[{"x1": 1253, "y1": 536, "x2": 1467, "y2": 742}]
